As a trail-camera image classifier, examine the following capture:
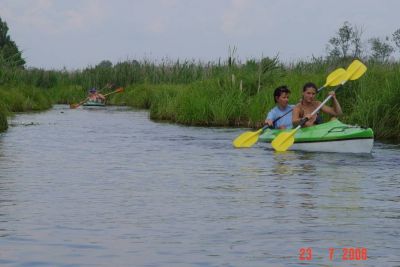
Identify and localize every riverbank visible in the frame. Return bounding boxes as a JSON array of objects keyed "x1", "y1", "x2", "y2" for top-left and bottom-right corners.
[
  {"x1": 1, "y1": 59, "x2": 399, "y2": 141},
  {"x1": 110, "y1": 62, "x2": 400, "y2": 141},
  {"x1": 0, "y1": 85, "x2": 53, "y2": 131}
]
